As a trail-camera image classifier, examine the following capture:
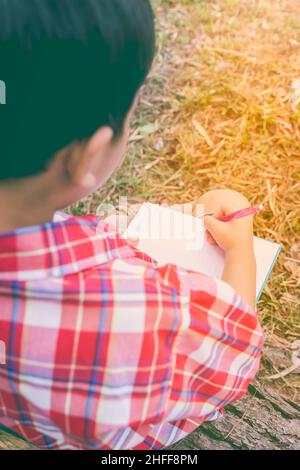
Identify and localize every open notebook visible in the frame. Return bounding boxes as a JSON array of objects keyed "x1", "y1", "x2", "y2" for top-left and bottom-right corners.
[{"x1": 119, "y1": 203, "x2": 281, "y2": 302}]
